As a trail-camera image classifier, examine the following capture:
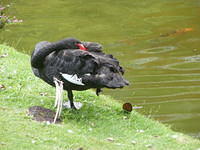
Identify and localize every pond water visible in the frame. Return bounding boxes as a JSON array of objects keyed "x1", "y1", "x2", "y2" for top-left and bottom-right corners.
[{"x1": 1, "y1": 0, "x2": 200, "y2": 138}]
